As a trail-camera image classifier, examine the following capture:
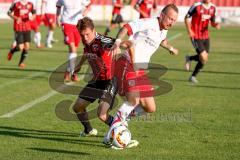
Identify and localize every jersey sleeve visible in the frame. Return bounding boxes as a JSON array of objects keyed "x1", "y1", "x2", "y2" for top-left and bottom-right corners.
[
  {"x1": 8, "y1": 2, "x2": 16, "y2": 14},
  {"x1": 123, "y1": 18, "x2": 155, "y2": 36},
  {"x1": 135, "y1": 0, "x2": 143, "y2": 7},
  {"x1": 185, "y1": 3, "x2": 197, "y2": 18},
  {"x1": 210, "y1": 6, "x2": 217, "y2": 23}
]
